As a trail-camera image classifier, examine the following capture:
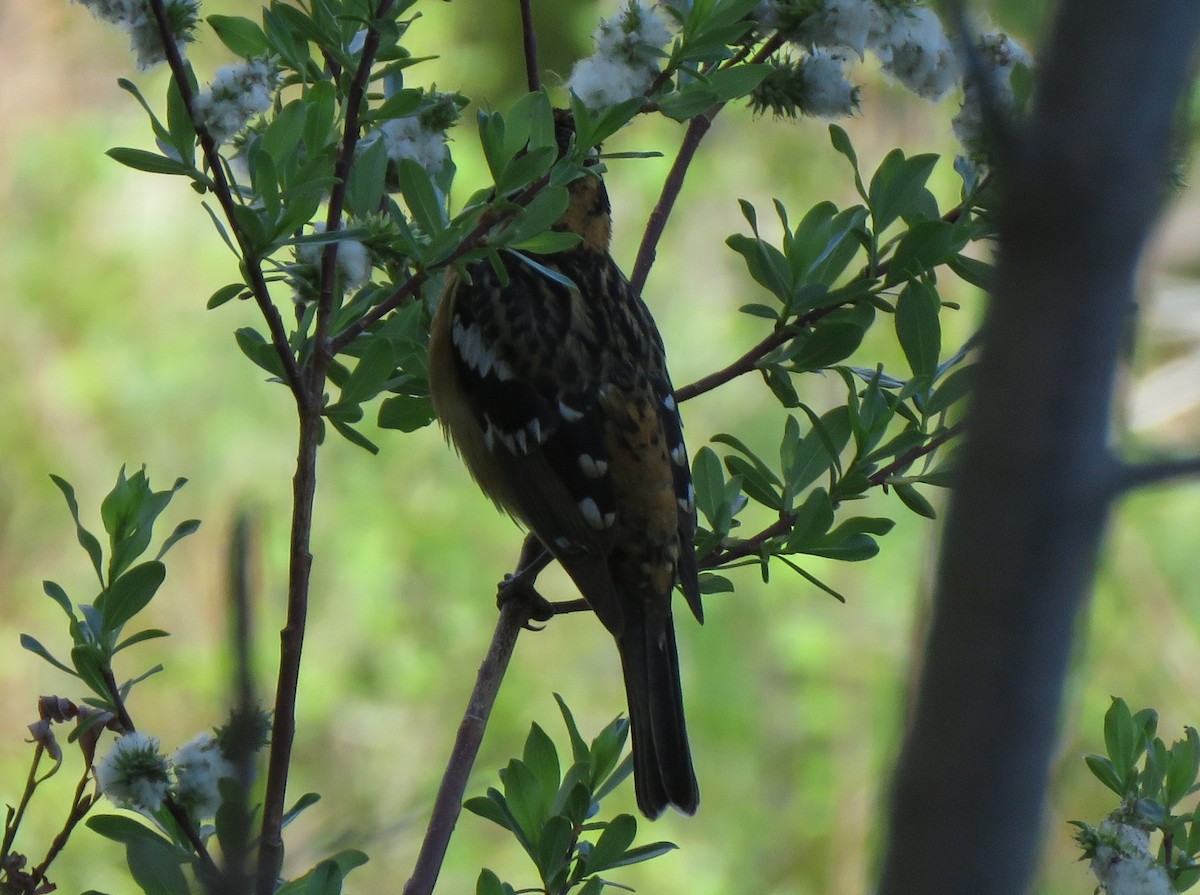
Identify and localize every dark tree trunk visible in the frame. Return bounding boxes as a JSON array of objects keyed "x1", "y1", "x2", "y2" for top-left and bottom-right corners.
[{"x1": 877, "y1": 3, "x2": 1200, "y2": 893}]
